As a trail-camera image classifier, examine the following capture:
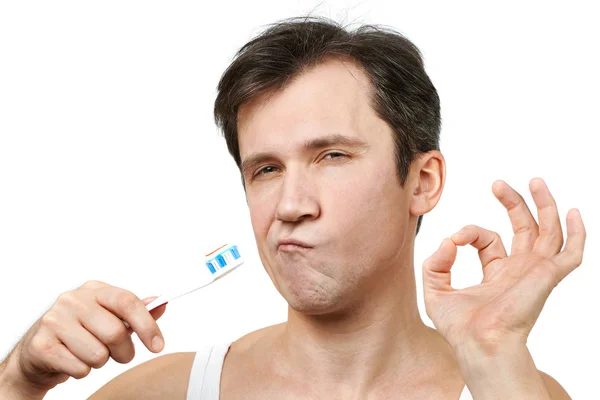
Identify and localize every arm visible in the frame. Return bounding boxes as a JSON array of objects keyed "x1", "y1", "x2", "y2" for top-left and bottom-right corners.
[
  {"x1": 456, "y1": 340, "x2": 570, "y2": 399},
  {"x1": 0, "y1": 343, "x2": 49, "y2": 400},
  {"x1": 87, "y1": 352, "x2": 195, "y2": 400}
]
